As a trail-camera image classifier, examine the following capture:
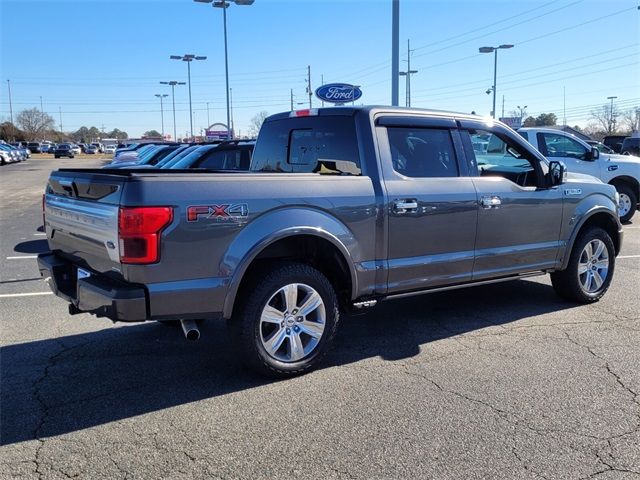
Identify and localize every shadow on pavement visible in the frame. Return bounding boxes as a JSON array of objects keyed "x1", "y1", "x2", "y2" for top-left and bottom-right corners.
[
  {"x1": 1, "y1": 279, "x2": 577, "y2": 446},
  {"x1": 13, "y1": 239, "x2": 48, "y2": 254}
]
